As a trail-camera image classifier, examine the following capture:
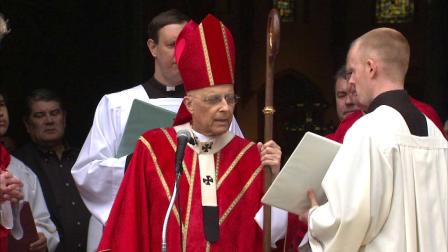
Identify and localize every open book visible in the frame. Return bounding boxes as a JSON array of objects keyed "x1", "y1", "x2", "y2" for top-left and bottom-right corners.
[
  {"x1": 261, "y1": 132, "x2": 341, "y2": 215},
  {"x1": 117, "y1": 99, "x2": 176, "y2": 157}
]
